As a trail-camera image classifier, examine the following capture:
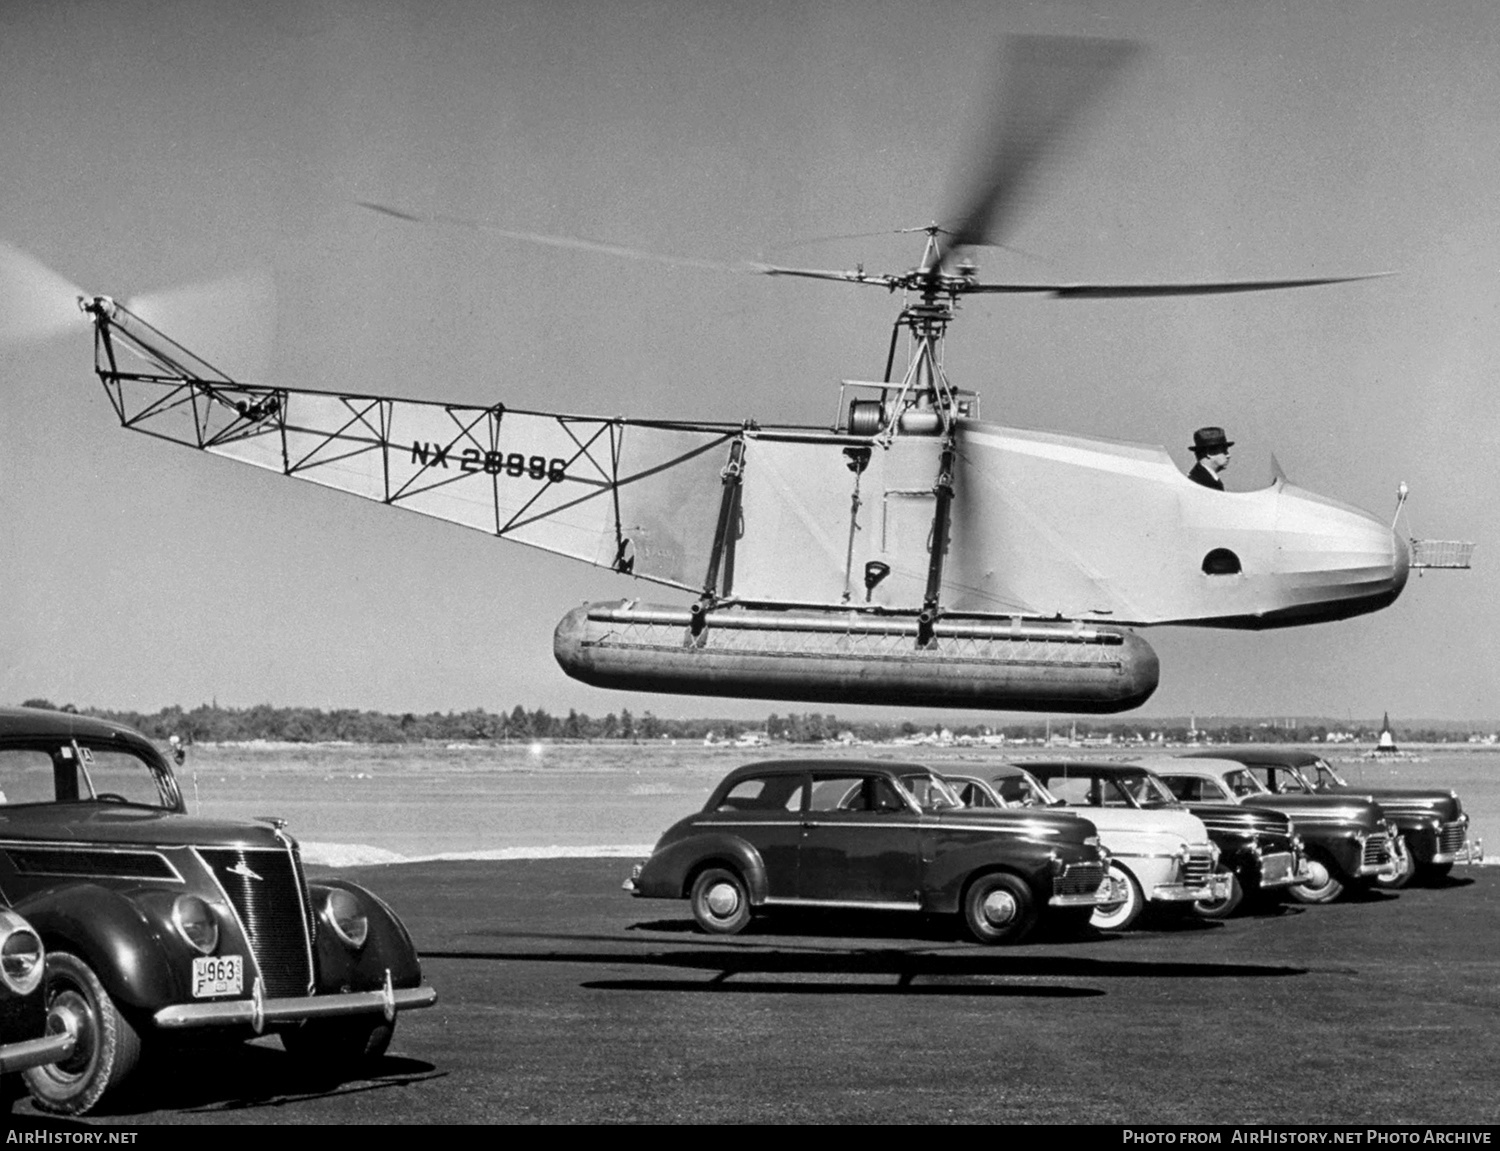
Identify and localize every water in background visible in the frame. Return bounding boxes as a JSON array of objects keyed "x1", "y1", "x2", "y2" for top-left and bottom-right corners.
[{"x1": 181, "y1": 741, "x2": 1499, "y2": 863}]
